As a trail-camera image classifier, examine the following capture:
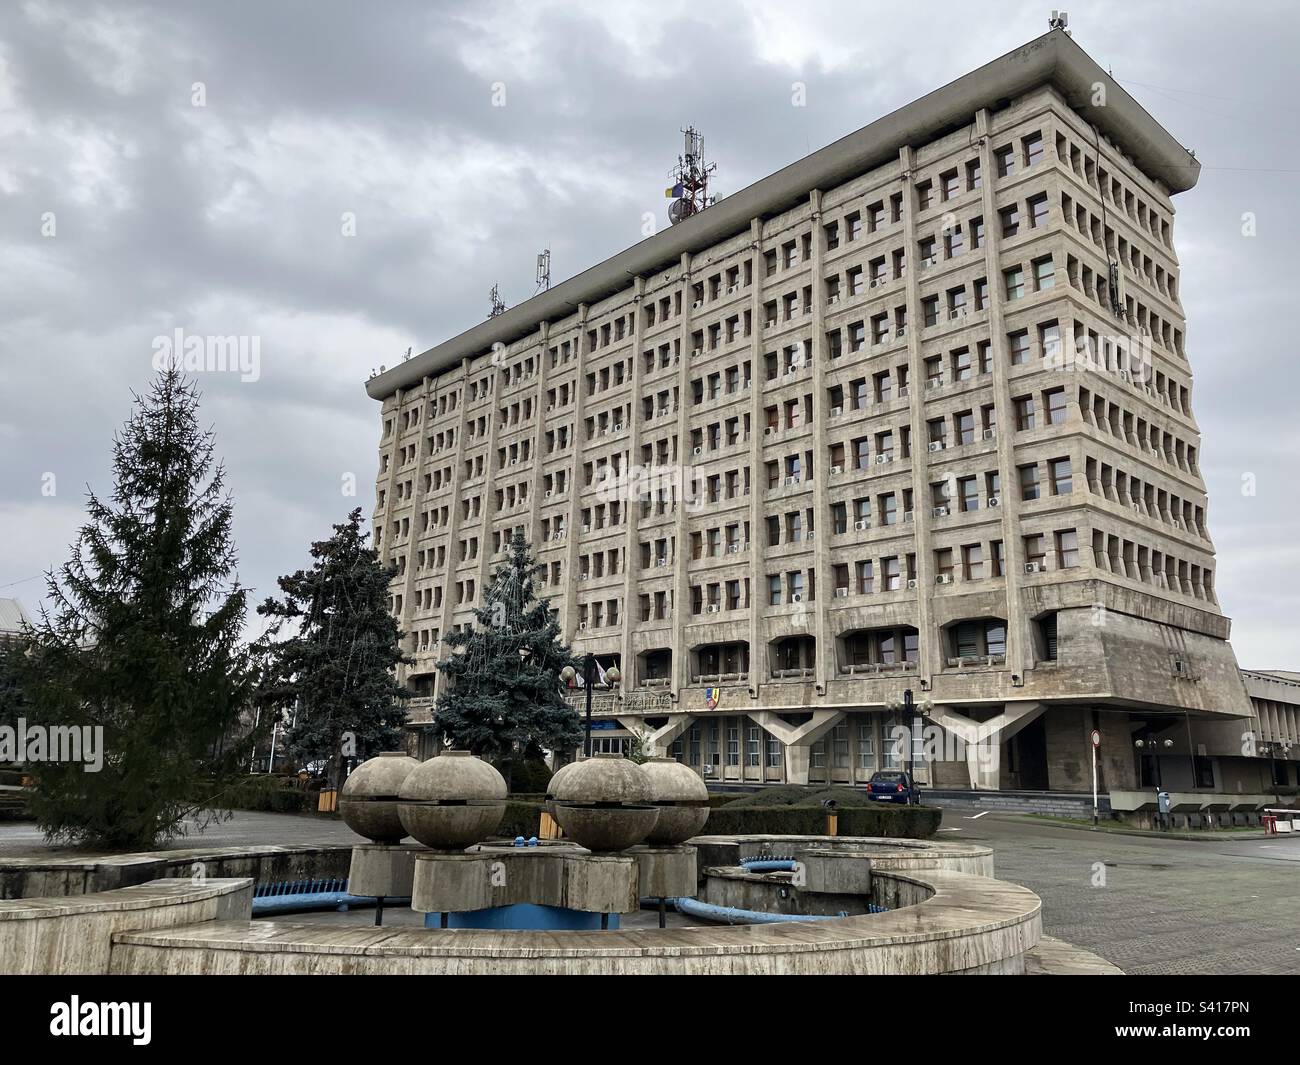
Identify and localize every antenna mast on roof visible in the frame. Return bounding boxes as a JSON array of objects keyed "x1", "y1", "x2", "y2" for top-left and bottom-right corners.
[
  {"x1": 1048, "y1": 10, "x2": 1071, "y2": 34},
  {"x1": 535, "y1": 248, "x2": 551, "y2": 294},
  {"x1": 488, "y1": 283, "x2": 507, "y2": 318},
  {"x1": 666, "y1": 126, "x2": 717, "y2": 225}
]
